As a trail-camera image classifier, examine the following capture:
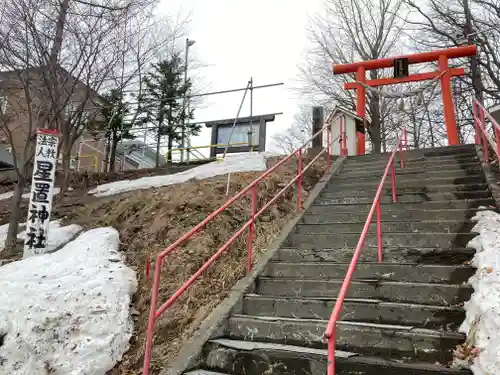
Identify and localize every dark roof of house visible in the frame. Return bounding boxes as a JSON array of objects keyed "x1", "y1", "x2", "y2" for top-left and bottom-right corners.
[
  {"x1": 0, "y1": 146, "x2": 14, "y2": 168},
  {"x1": 0, "y1": 64, "x2": 108, "y2": 104}
]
